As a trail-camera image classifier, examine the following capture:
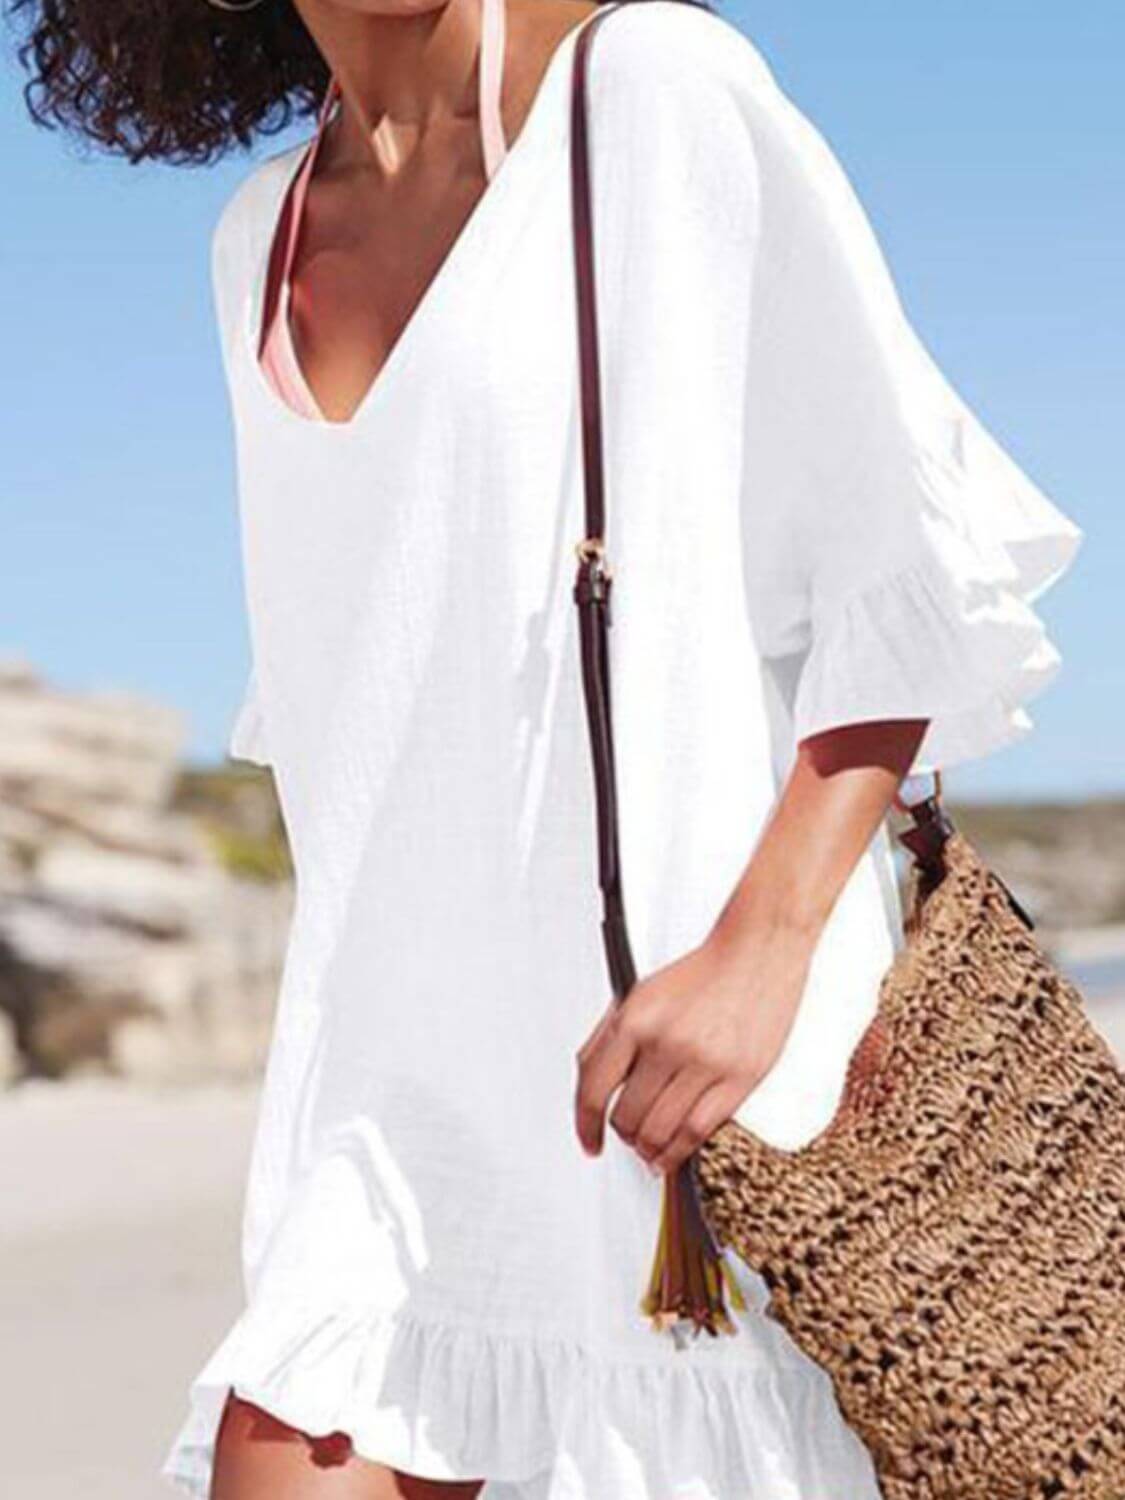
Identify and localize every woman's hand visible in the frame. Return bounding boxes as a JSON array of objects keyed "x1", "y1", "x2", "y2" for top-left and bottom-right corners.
[
  {"x1": 574, "y1": 920, "x2": 817, "y2": 1174},
  {"x1": 573, "y1": 717, "x2": 931, "y2": 1174}
]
